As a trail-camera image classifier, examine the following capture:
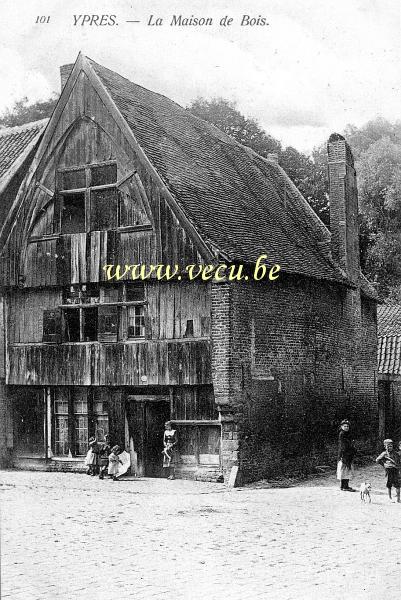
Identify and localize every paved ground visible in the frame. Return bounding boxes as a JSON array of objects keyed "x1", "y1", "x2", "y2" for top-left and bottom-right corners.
[{"x1": 1, "y1": 463, "x2": 400, "y2": 600}]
